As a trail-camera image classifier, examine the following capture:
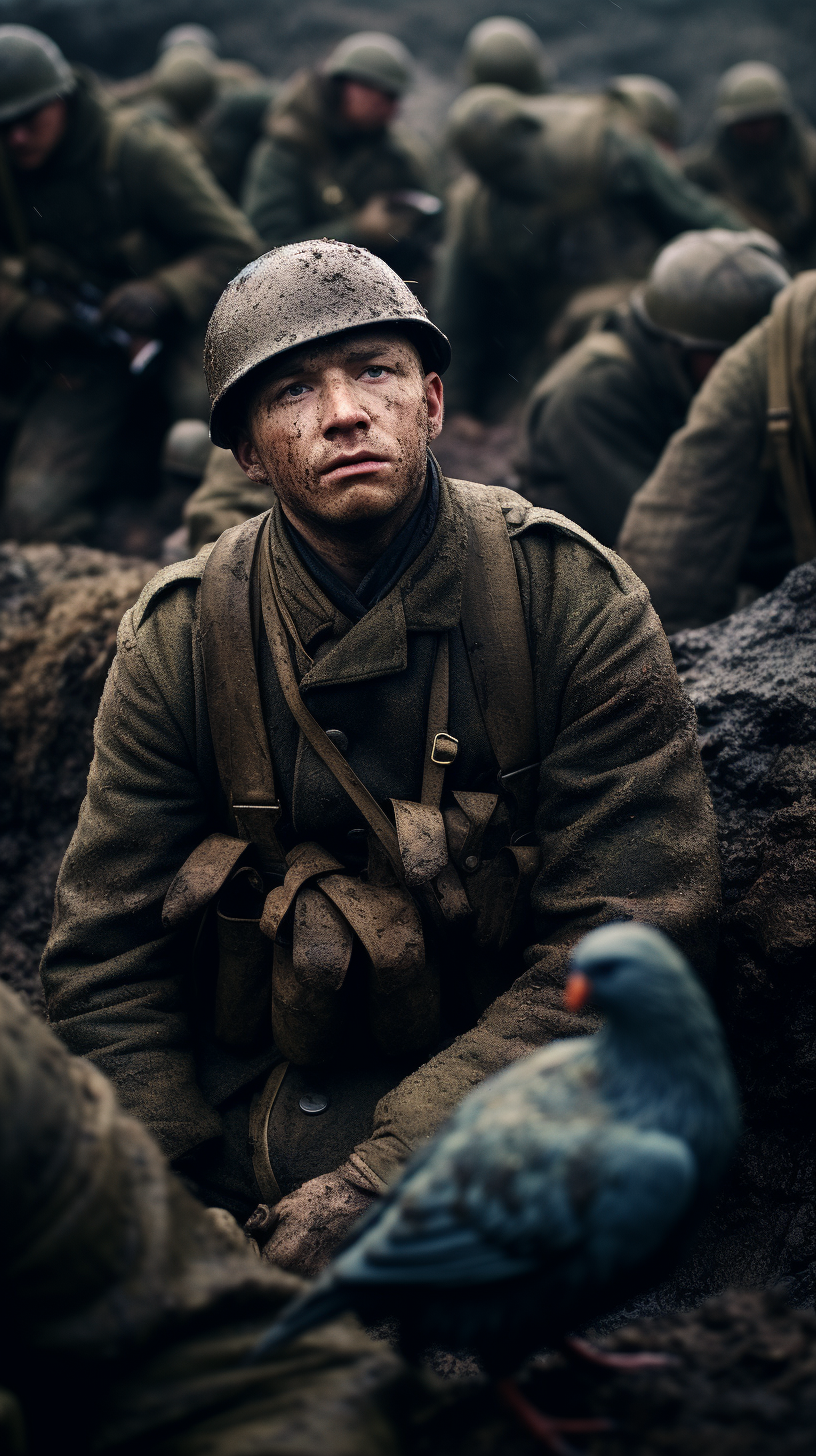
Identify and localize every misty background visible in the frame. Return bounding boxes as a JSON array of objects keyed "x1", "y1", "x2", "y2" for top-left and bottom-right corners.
[{"x1": 0, "y1": 0, "x2": 813, "y2": 148}]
